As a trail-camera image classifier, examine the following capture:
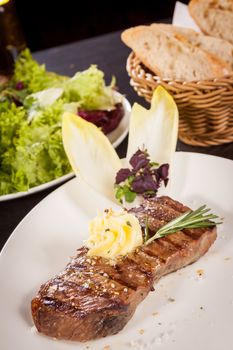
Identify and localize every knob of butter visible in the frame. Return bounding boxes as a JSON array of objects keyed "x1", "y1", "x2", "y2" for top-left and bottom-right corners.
[{"x1": 85, "y1": 209, "x2": 143, "y2": 259}]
